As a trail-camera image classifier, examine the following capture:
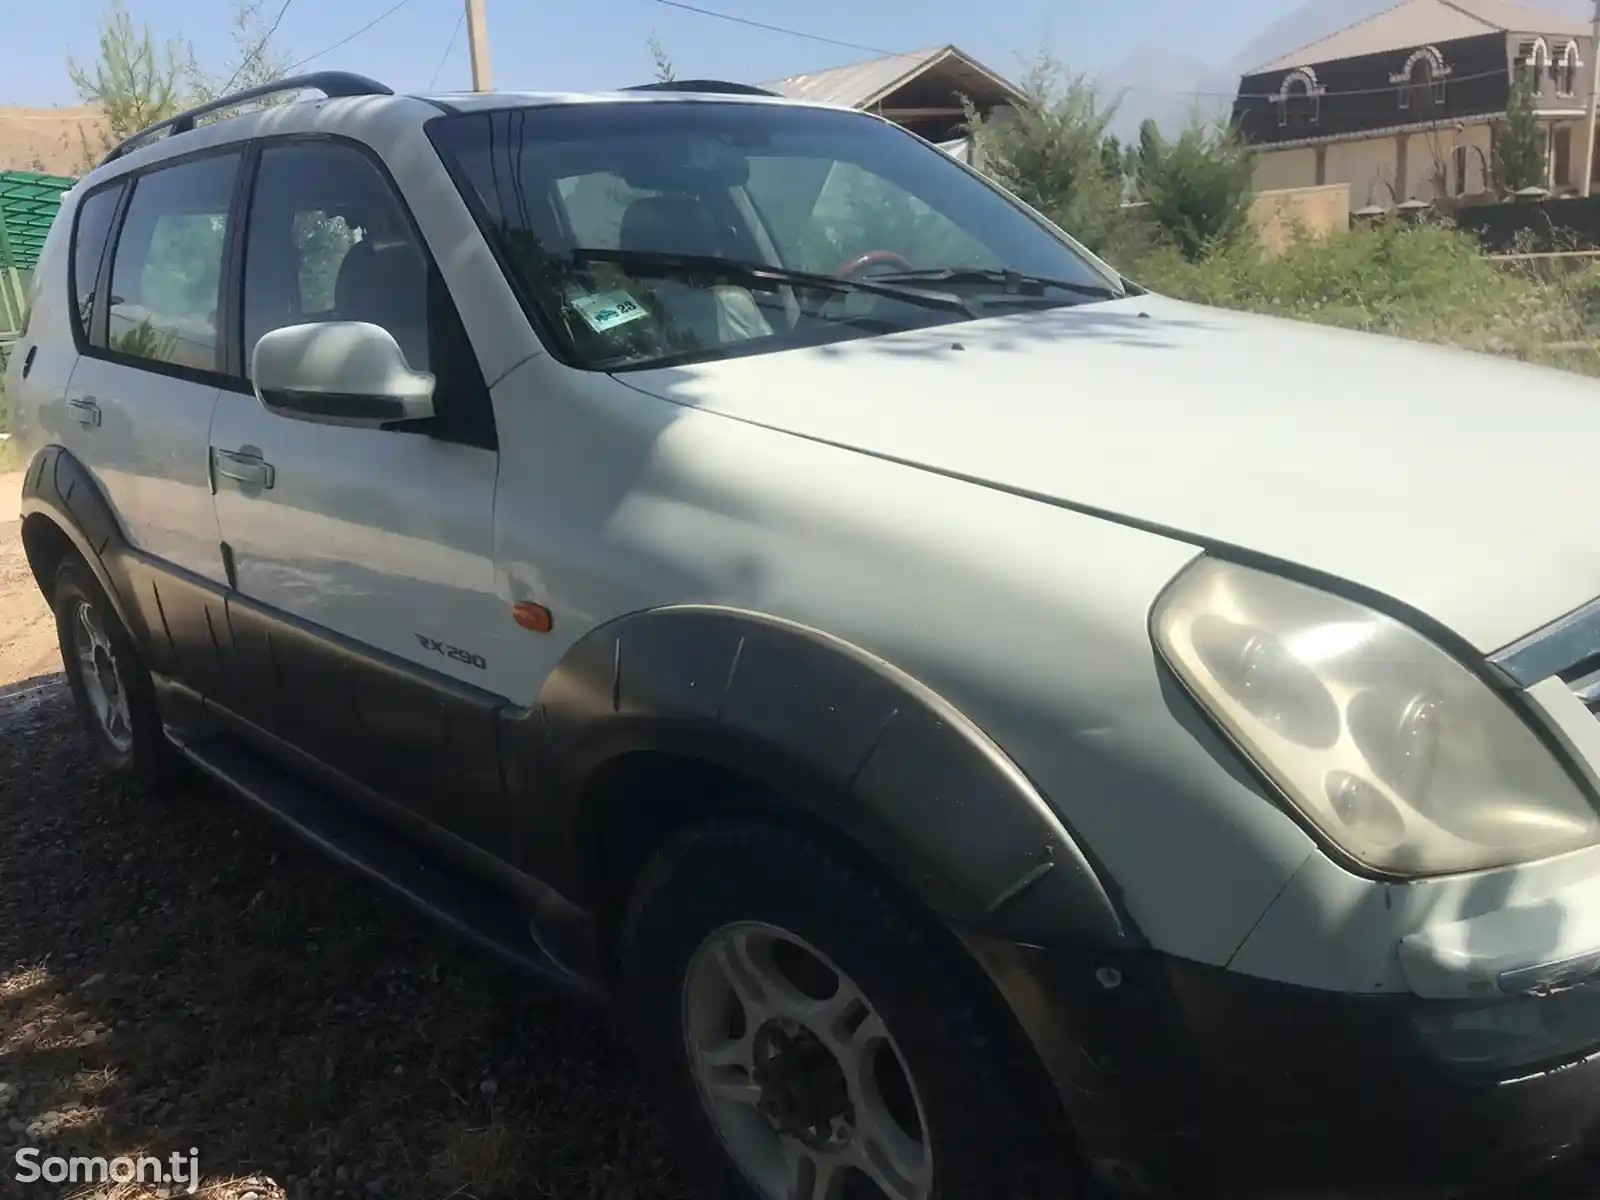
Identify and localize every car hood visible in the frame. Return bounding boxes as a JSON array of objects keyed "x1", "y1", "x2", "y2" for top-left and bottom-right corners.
[{"x1": 619, "y1": 295, "x2": 1600, "y2": 653}]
